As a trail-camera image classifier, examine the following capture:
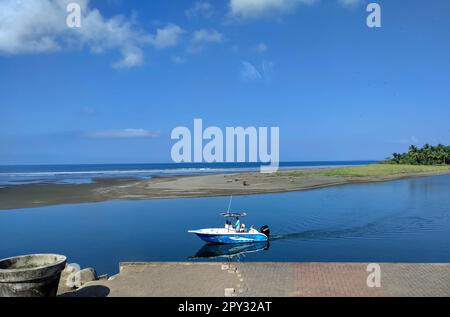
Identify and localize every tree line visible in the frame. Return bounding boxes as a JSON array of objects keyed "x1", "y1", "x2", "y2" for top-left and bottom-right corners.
[{"x1": 384, "y1": 144, "x2": 450, "y2": 165}]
